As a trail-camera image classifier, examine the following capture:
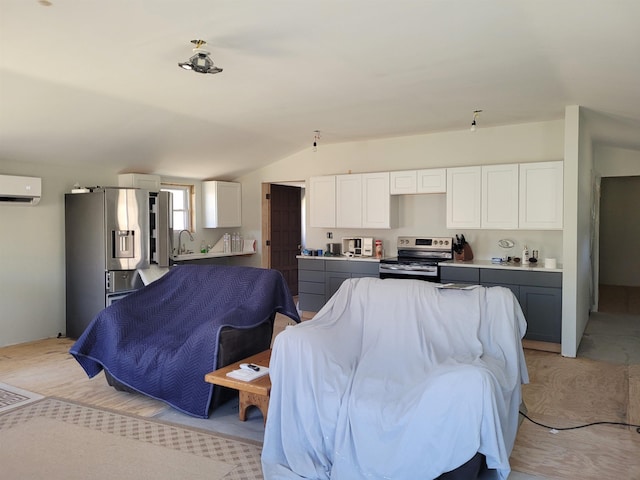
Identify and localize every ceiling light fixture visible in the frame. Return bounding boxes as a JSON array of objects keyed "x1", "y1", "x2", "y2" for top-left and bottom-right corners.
[
  {"x1": 312, "y1": 130, "x2": 321, "y2": 152},
  {"x1": 178, "y1": 39, "x2": 223, "y2": 75},
  {"x1": 470, "y1": 110, "x2": 482, "y2": 132}
]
